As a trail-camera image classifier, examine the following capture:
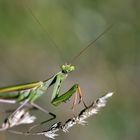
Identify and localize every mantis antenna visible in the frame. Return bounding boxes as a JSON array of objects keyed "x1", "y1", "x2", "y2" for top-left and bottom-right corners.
[
  {"x1": 69, "y1": 24, "x2": 114, "y2": 64},
  {"x1": 23, "y1": 1, "x2": 113, "y2": 64},
  {"x1": 23, "y1": 1, "x2": 66, "y2": 62}
]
